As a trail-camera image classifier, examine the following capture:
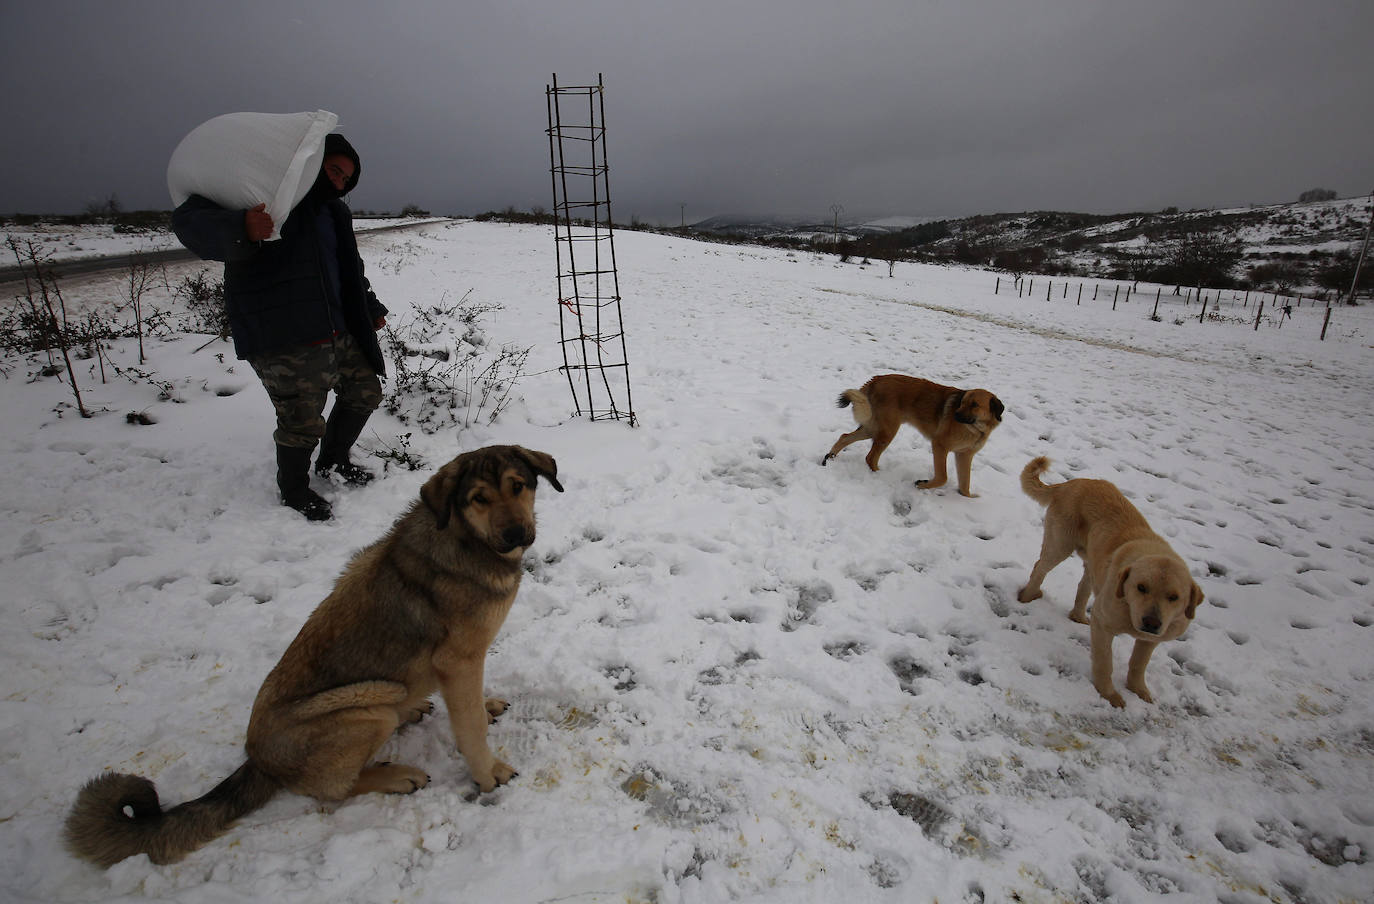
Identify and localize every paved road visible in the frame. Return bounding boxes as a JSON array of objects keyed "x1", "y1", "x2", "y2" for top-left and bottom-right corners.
[
  {"x1": 0, "y1": 219, "x2": 449, "y2": 294},
  {"x1": 0, "y1": 246, "x2": 194, "y2": 288}
]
